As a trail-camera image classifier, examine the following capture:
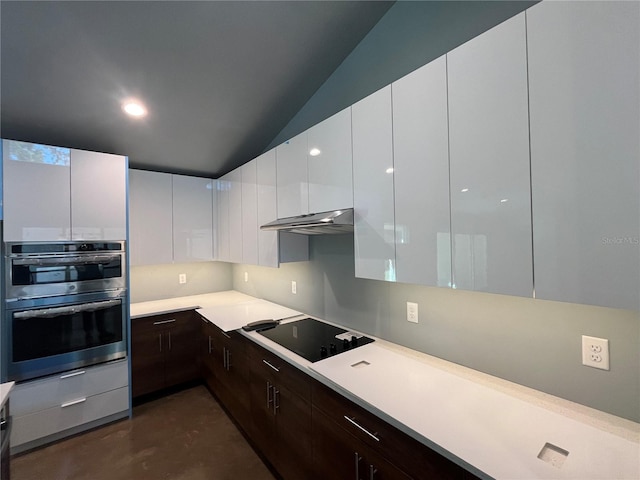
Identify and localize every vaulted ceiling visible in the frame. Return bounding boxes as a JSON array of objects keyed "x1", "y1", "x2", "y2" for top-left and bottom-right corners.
[{"x1": 1, "y1": 1, "x2": 393, "y2": 177}]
